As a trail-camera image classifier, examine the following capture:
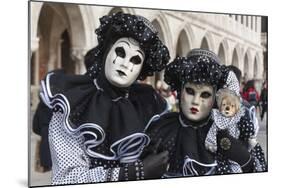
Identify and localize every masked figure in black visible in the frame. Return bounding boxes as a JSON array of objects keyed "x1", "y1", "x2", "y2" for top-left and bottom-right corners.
[
  {"x1": 40, "y1": 12, "x2": 170, "y2": 185},
  {"x1": 145, "y1": 49, "x2": 267, "y2": 177}
]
